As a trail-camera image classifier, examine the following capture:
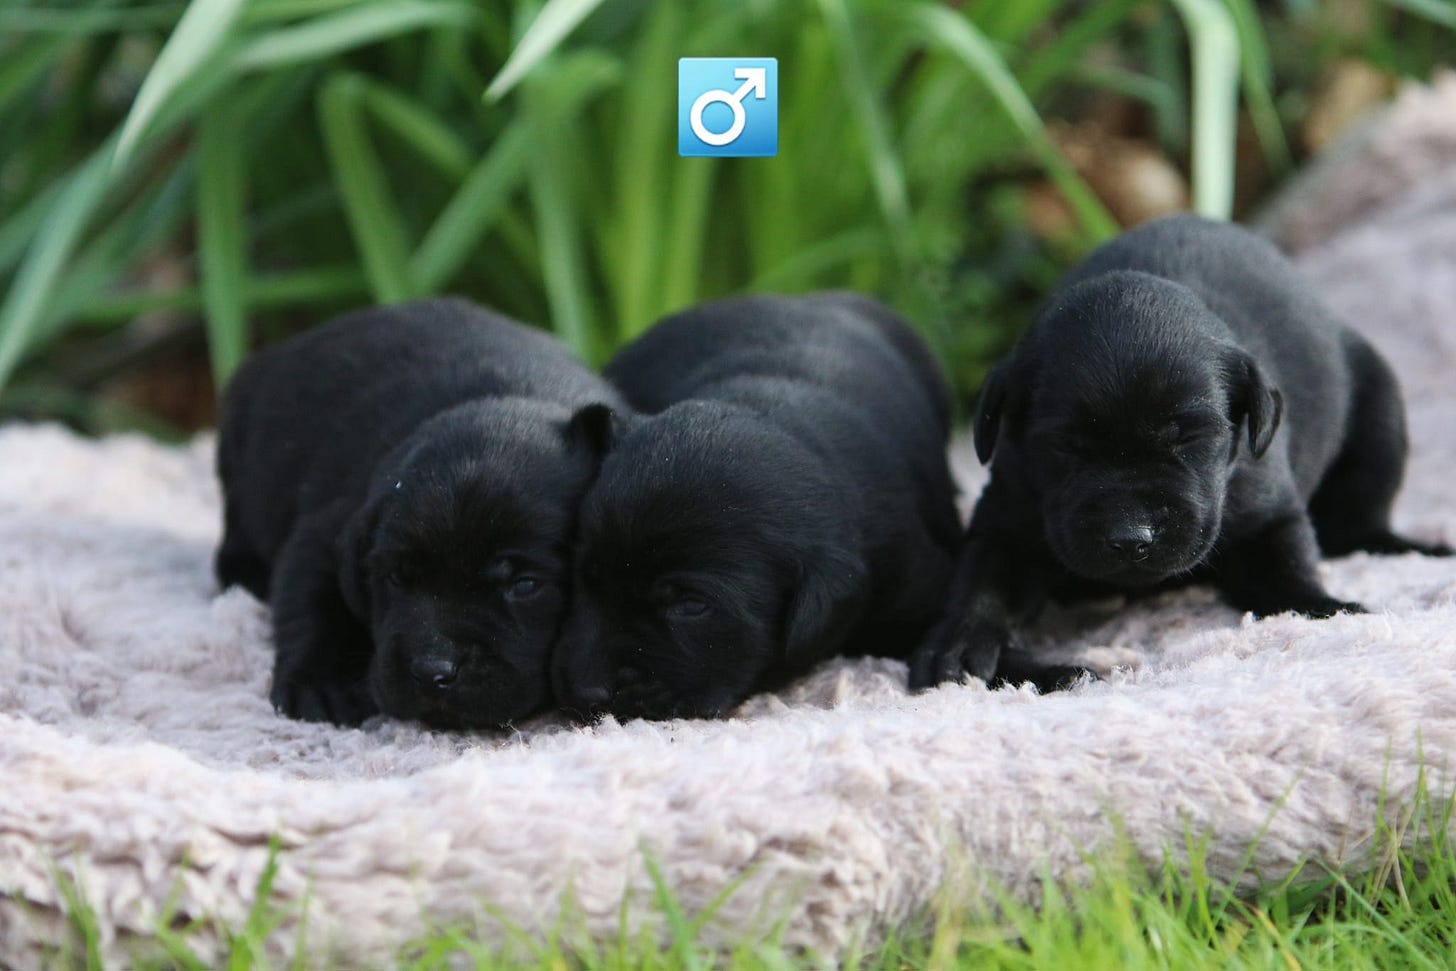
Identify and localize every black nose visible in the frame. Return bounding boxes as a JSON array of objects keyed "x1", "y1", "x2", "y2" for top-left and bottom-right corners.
[
  {"x1": 1107, "y1": 525, "x2": 1155, "y2": 562},
  {"x1": 410, "y1": 656, "x2": 459, "y2": 690}
]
